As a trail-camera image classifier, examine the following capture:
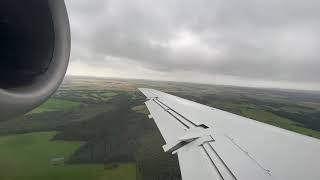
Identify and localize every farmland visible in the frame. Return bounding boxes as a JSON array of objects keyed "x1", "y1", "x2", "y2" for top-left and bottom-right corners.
[
  {"x1": 0, "y1": 76, "x2": 319, "y2": 180},
  {"x1": 0, "y1": 132, "x2": 136, "y2": 180}
]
